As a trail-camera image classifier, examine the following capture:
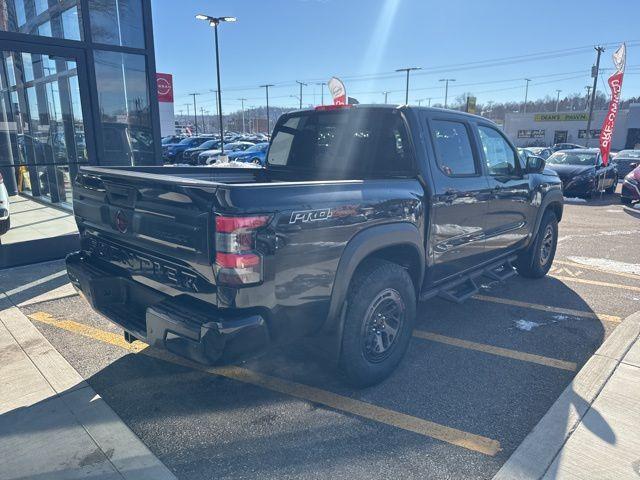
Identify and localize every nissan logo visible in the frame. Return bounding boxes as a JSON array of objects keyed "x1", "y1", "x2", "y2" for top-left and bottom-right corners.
[{"x1": 115, "y1": 210, "x2": 128, "y2": 233}]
